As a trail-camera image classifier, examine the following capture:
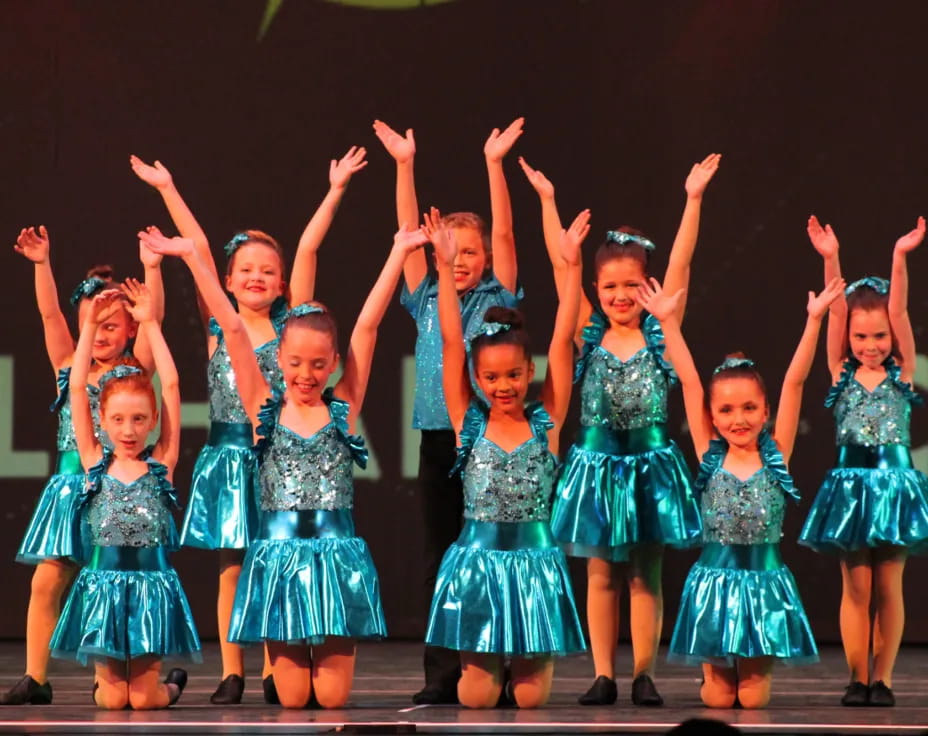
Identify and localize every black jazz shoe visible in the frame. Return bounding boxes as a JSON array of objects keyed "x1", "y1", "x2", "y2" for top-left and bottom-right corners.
[
  {"x1": 263, "y1": 675, "x2": 280, "y2": 705},
  {"x1": 0, "y1": 676, "x2": 53, "y2": 705},
  {"x1": 412, "y1": 683, "x2": 459, "y2": 705},
  {"x1": 165, "y1": 669, "x2": 188, "y2": 706},
  {"x1": 578, "y1": 675, "x2": 617, "y2": 706},
  {"x1": 840, "y1": 680, "x2": 869, "y2": 707},
  {"x1": 210, "y1": 674, "x2": 244, "y2": 705},
  {"x1": 631, "y1": 673, "x2": 664, "y2": 706},
  {"x1": 868, "y1": 681, "x2": 895, "y2": 707}
]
